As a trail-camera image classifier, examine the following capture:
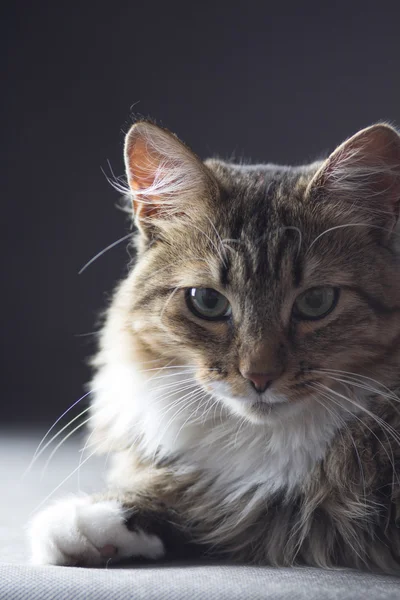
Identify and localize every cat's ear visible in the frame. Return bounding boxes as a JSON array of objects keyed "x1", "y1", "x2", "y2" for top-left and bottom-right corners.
[
  {"x1": 307, "y1": 123, "x2": 400, "y2": 232},
  {"x1": 124, "y1": 121, "x2": 217, "y2": 237}
]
